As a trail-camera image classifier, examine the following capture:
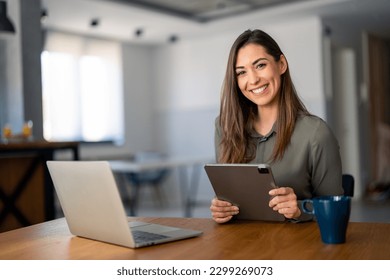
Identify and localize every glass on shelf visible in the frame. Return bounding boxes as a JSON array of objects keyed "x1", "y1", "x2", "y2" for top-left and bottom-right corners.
[
  {"x1": 1, "y1": 121, "x2": 34, "y2": 143},
  {"x1": 22, "y1": 120, "x2": 33, "y2": 140},
  {"x1": 2, "y1": 124, "x2": 12, "y2": 143}
]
